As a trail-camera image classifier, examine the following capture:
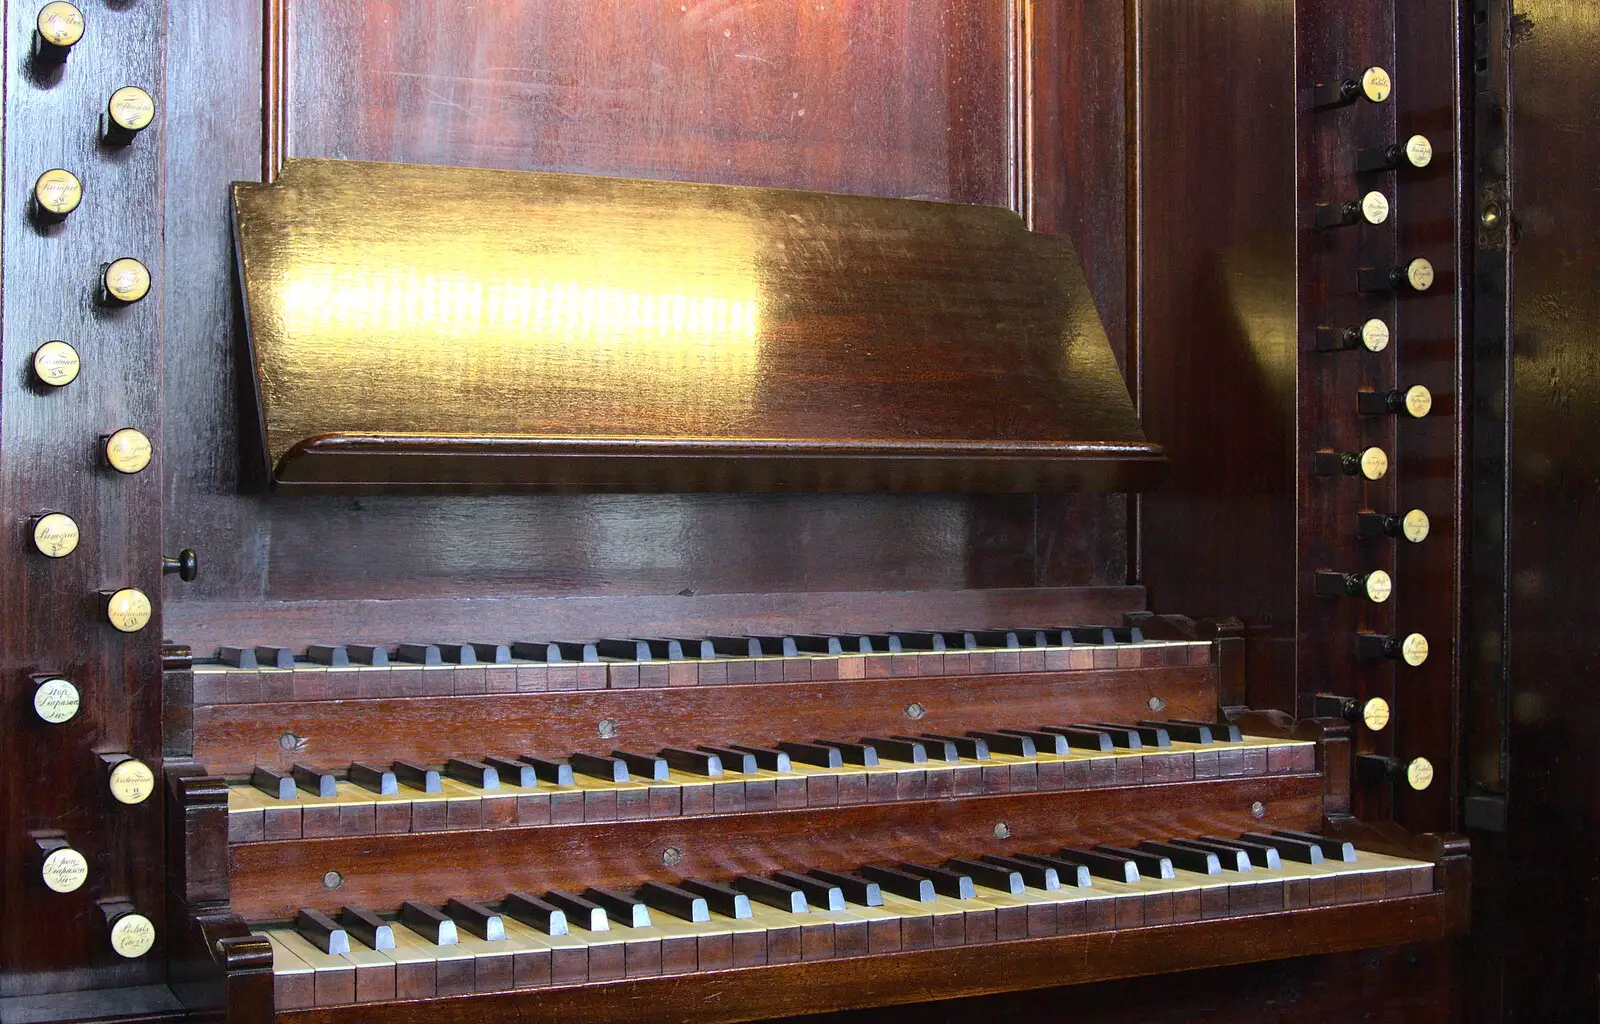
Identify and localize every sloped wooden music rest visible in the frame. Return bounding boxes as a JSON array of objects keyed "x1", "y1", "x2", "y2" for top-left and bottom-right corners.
[{"x1": 232, "y1": 159, "x2": 1165, "y2": 492}]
